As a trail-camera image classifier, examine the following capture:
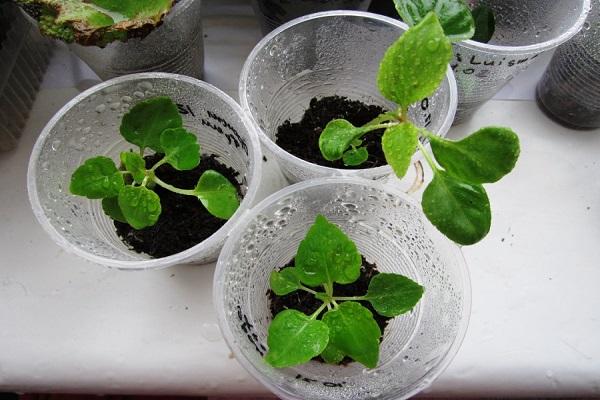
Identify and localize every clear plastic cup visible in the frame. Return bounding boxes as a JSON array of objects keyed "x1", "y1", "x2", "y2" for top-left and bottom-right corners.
[
  {"x1": 215, "y1": 177, "x2": 470, "y2": 400},
  {"x1": 452, "y1": 0, "x2": 590, "y2": 124},
  {"x1": 251, "y1": 0, "x2": 372, "y2": 35},
  {"x1": 27, "y1": 73, "x2": 262, "y2": 270},
  {"x1": 239, "y1": 11, "x2": 457, "y2": 183},
  {"x1": 536, "y1": 0, "x2": 600, "y2": 129},
  {"x1": 66, "y1": 0, "x2": 204, "y2": 80}
]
